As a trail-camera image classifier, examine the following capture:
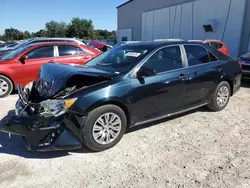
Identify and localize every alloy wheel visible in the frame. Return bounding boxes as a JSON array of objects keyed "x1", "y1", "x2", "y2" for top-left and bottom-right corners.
[
  {"x1": 216, "y1": 86, "x2": 229, "y2": 107},
  {"x1": 92, "y1": 112, "x2": 122, "y2": 145},
  {"x1": 0, "y1": 79, "x2": 9, "y2": 96}
]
